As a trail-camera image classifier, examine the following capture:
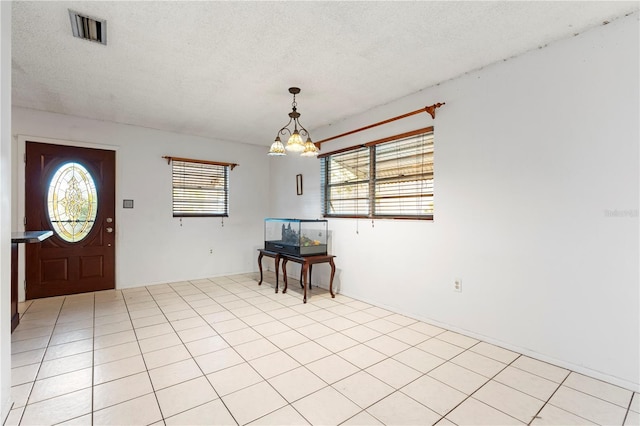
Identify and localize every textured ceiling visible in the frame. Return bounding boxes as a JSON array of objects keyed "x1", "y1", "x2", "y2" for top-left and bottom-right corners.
[{"x1": 11, "y1": 1, "x2": 639, "y2": 147}]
